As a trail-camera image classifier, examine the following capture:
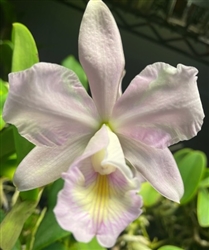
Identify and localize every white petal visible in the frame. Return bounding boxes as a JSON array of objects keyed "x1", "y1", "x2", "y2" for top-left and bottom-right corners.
[
  {"x1": 112, "y1": 63, "x2": 204, "y2": 148},
  {"x1": 13, "y1": 134, "x2": 91, "y2": 190},
  {"x1": 3, "y1": 63, "x2": 99, "y2": 146},
  {"x1": 119, "y1": 135, "x2": 184, "y2": 202},
  {"x1": 79, "y1": 0, "x2": 125, "y2": 119}
]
